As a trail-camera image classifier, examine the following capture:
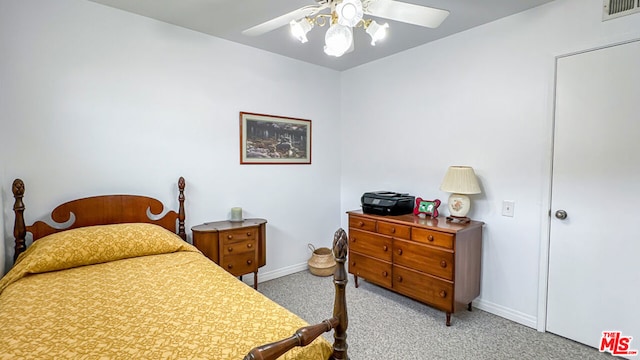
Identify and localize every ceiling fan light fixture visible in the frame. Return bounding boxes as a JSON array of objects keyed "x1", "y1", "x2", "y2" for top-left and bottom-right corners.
[
  {"x1": 365, "y1": 20, "x2": 389, "y2": 46},
  {"x1": 324, "y1": 23, "x2": 353, "y2": 57},
  {"x1": 289, "y1": 18, "x2": 314, "y2": 43},
  {"x1": 336, "y1": 0, "x2": 363, "y2": 27}
]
